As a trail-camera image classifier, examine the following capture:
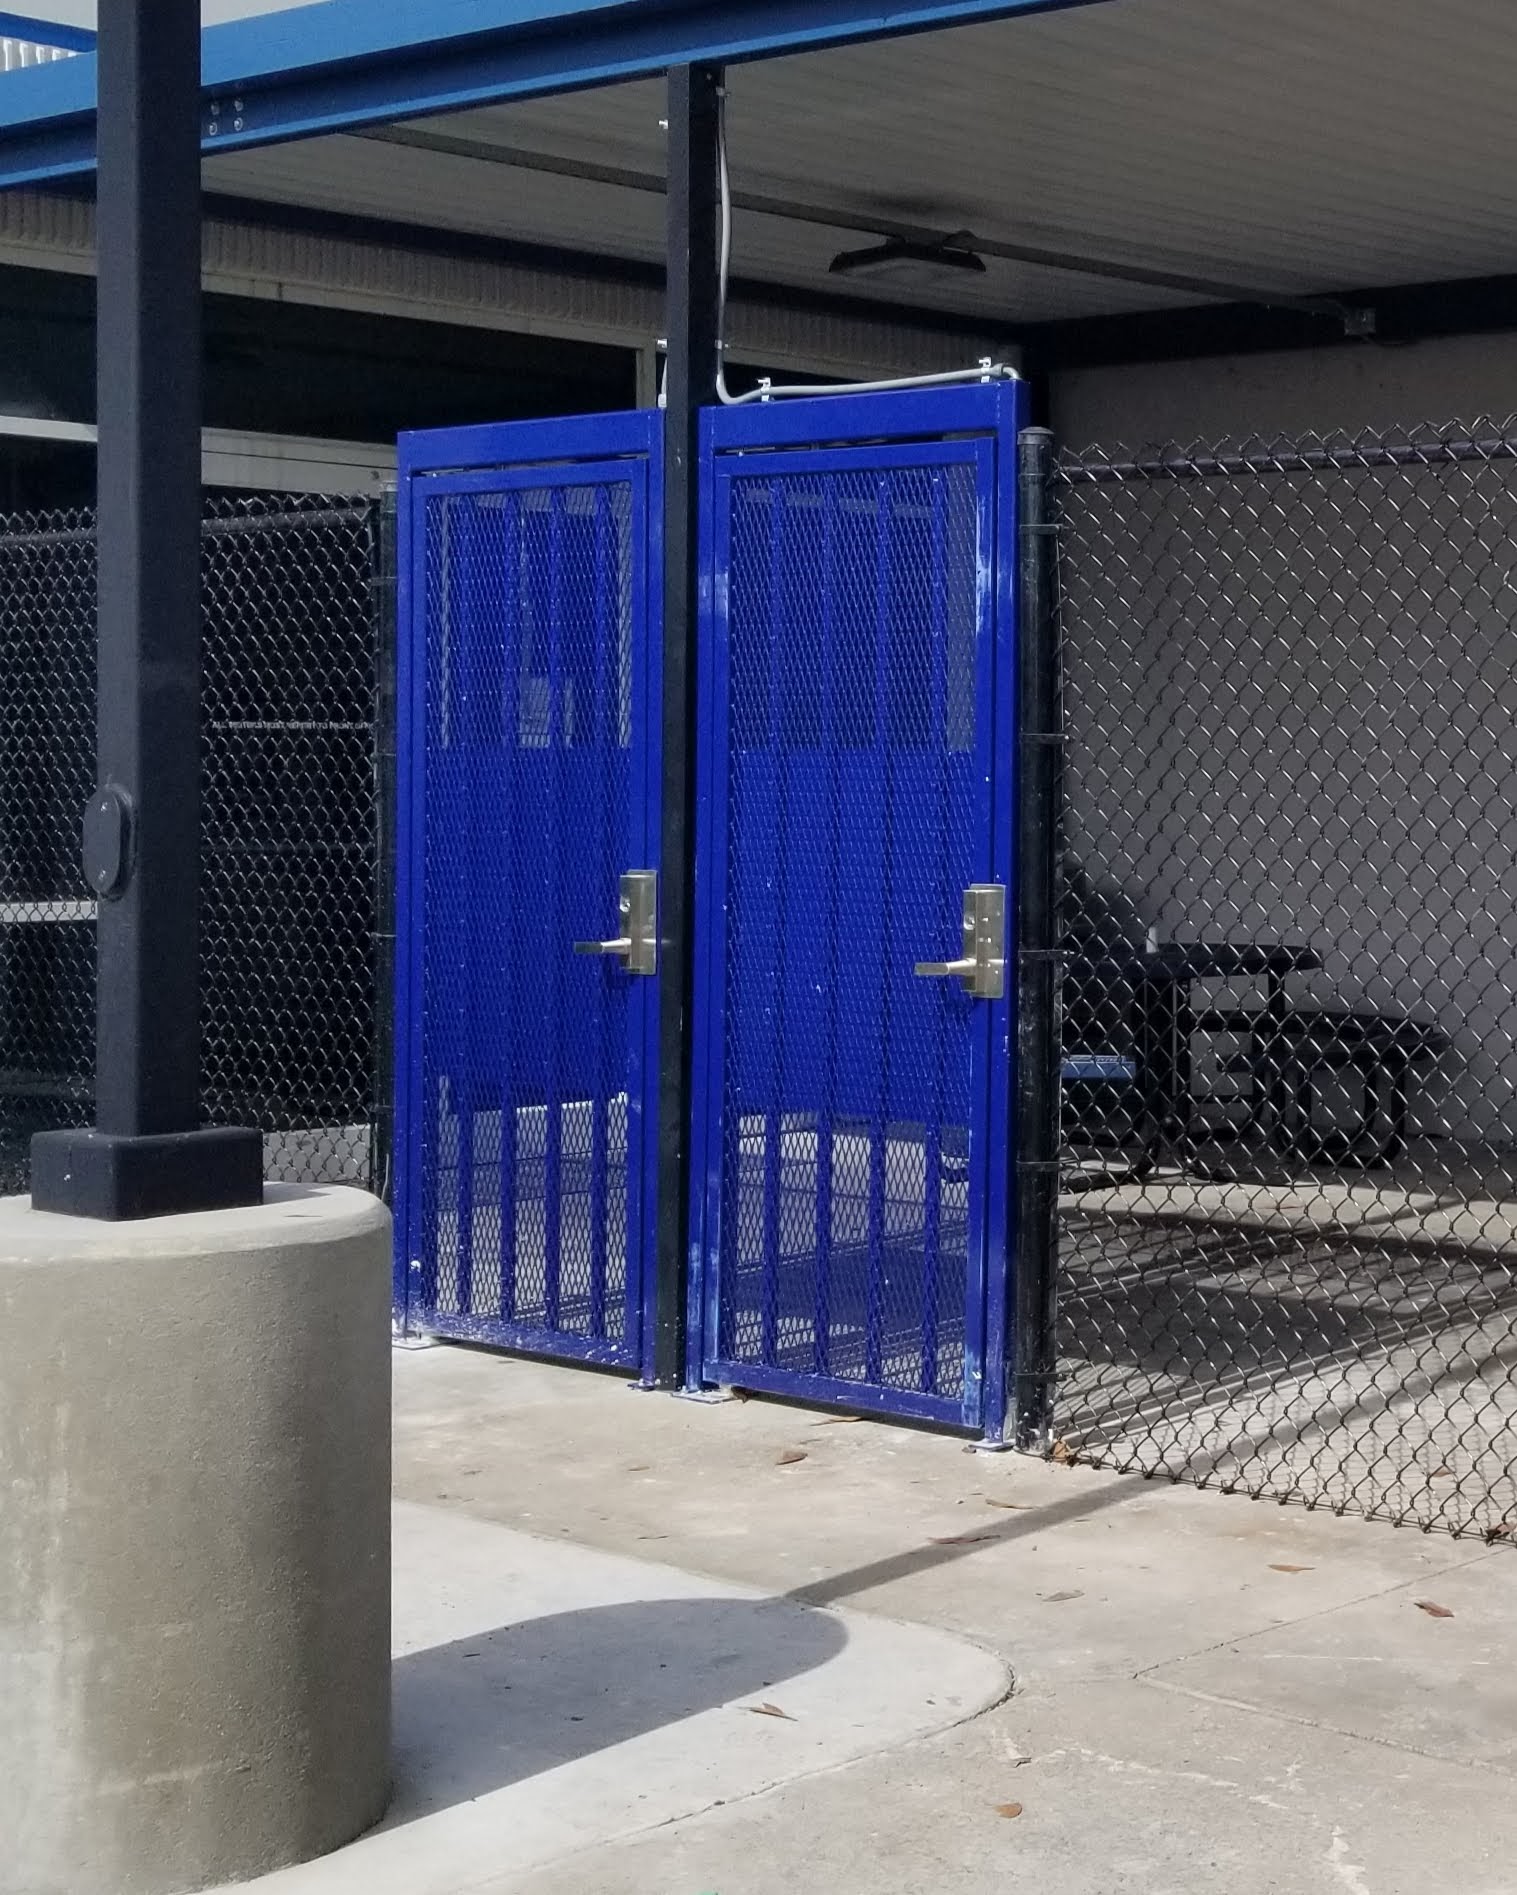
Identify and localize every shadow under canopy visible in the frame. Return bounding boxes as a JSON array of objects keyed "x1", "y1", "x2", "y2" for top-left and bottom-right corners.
[{"x1": 388, "y1": 1594, "x2": 848, "y2": 1820}]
